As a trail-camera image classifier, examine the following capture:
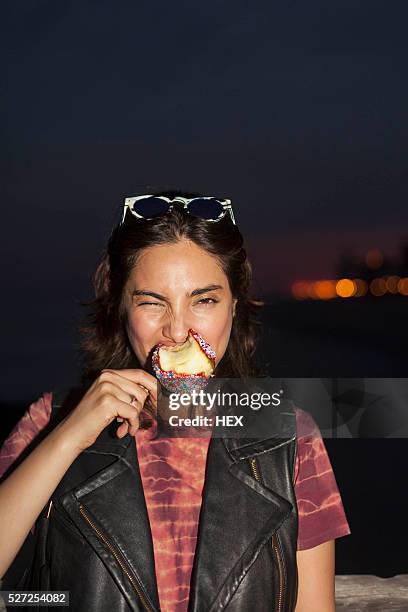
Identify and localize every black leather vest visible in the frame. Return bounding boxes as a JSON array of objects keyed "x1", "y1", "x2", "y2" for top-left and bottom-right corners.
[{"x1": 4, "y1": 387, "x2": 299, "y2": 612}]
